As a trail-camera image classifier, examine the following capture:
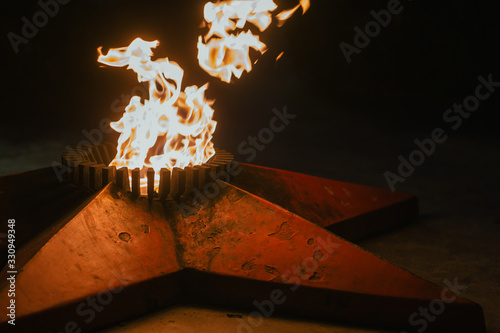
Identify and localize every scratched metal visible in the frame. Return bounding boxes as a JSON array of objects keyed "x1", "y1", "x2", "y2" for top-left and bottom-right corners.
[
  {"x1": 229, "y1": 163, "x2": 418, "y2": 241},
  {"x1": 0, "y1": 181, "x2": 485, "y2": 333}
]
